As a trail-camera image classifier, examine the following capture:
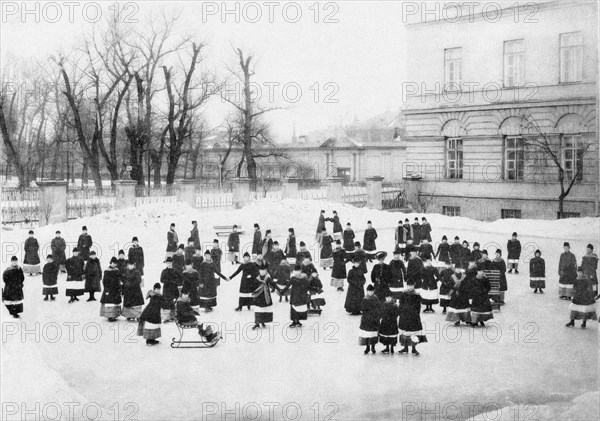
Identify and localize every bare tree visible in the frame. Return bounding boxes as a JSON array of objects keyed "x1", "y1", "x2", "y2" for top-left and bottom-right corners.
[{"x1": 520, "y1": 115, "x2": 592, "y2": 219}]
